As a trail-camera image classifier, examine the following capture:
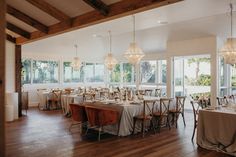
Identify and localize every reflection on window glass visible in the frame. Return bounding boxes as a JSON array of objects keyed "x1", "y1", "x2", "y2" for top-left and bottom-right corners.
[
  {"x1": 22, "y1": 59, "x2": 31, "y2": 84},
  {"x1": 33, "y1": 60, "x2": 59, "y2": 83},
  {"x1": 94, "y1": 63, "x2": 104, "y2": 82},
  {"x1": 110, "y1": 64, "x2": 121, "y2": 82},
  {"x1": 140, "y1": 61, "x2": 156, "y2": 83},
  {"x1": 63, "y1": 62, "x2": 83, "y2": 83},
  {"x1": 123, "y1": 63, "x2": 133, "y2": 83}
]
